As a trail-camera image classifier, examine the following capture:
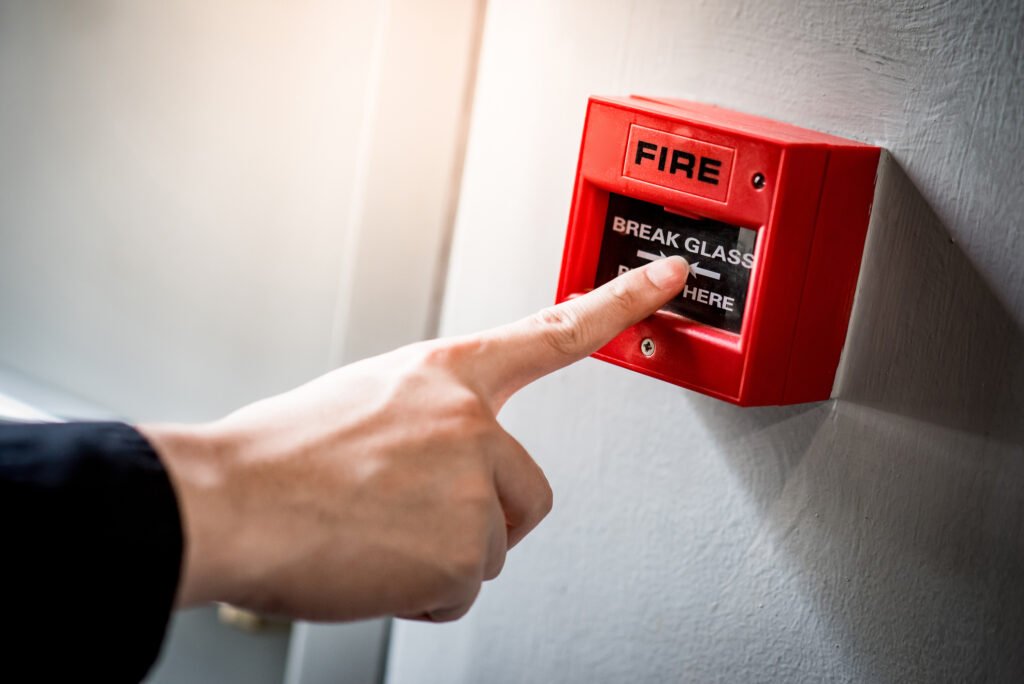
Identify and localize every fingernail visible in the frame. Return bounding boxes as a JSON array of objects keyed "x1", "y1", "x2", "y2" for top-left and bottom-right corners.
[{"x1": 645, "y1": 256, "x2": 689, "y2": 289}]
